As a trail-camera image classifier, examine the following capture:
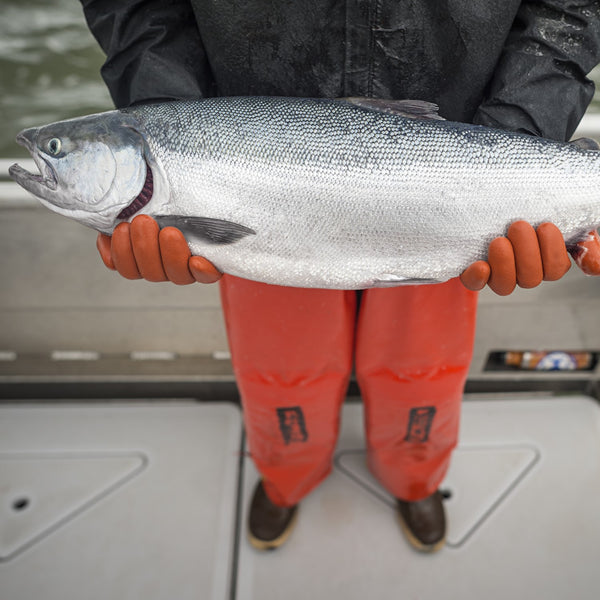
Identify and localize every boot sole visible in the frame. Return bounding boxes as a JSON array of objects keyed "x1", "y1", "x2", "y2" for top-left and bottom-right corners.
[
  {"x1": 247, "y1": 506, "x2": 299, "y2": 551},
  {"x1": 397, "y1": 511, "x2": 446, "y2": 553}
]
